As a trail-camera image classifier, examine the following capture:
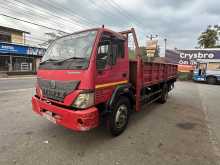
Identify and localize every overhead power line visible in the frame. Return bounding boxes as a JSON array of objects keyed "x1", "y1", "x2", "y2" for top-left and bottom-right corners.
[
  {"x1": 105, "y1": 0, "x2": 148, "y2": 36},
  {"x1": 1, "y1": 0, "x2": 156, "y2": 46},
  {"x1": 89, "y1": 0, "x2": 128, "y2": 25},
  {"x1": 7, "y1": 0, "x2": 90, "y2": 29},
  {"x1": 0, "y1": 13, "x2": 70, "y2": 34},
  {"x1": 41, "y1": 0, "x2": 99, "y2": 27},
  {"x1": 146, "y1": 34, "x2": 159, "y2": 40}
]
